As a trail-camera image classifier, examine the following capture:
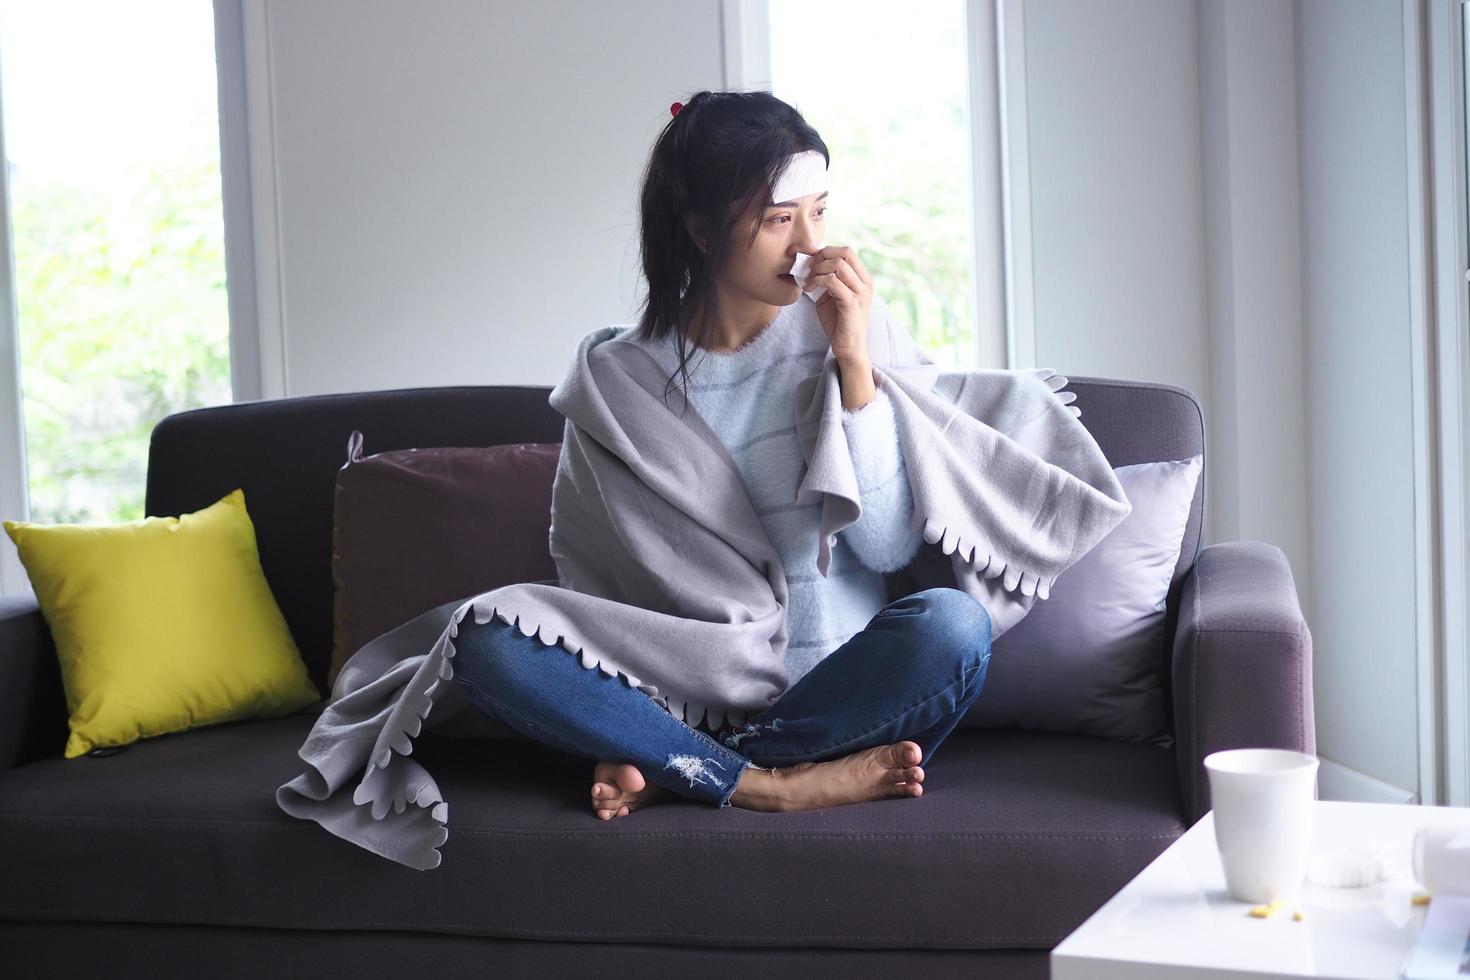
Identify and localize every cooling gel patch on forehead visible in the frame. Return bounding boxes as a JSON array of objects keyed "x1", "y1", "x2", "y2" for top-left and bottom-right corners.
[
  {"x1": 772, "y1": 150, "x2": 830, "y2": 302},
  {"x1": 770, "y1": 149, "x2": 827, "y2": 205}
]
